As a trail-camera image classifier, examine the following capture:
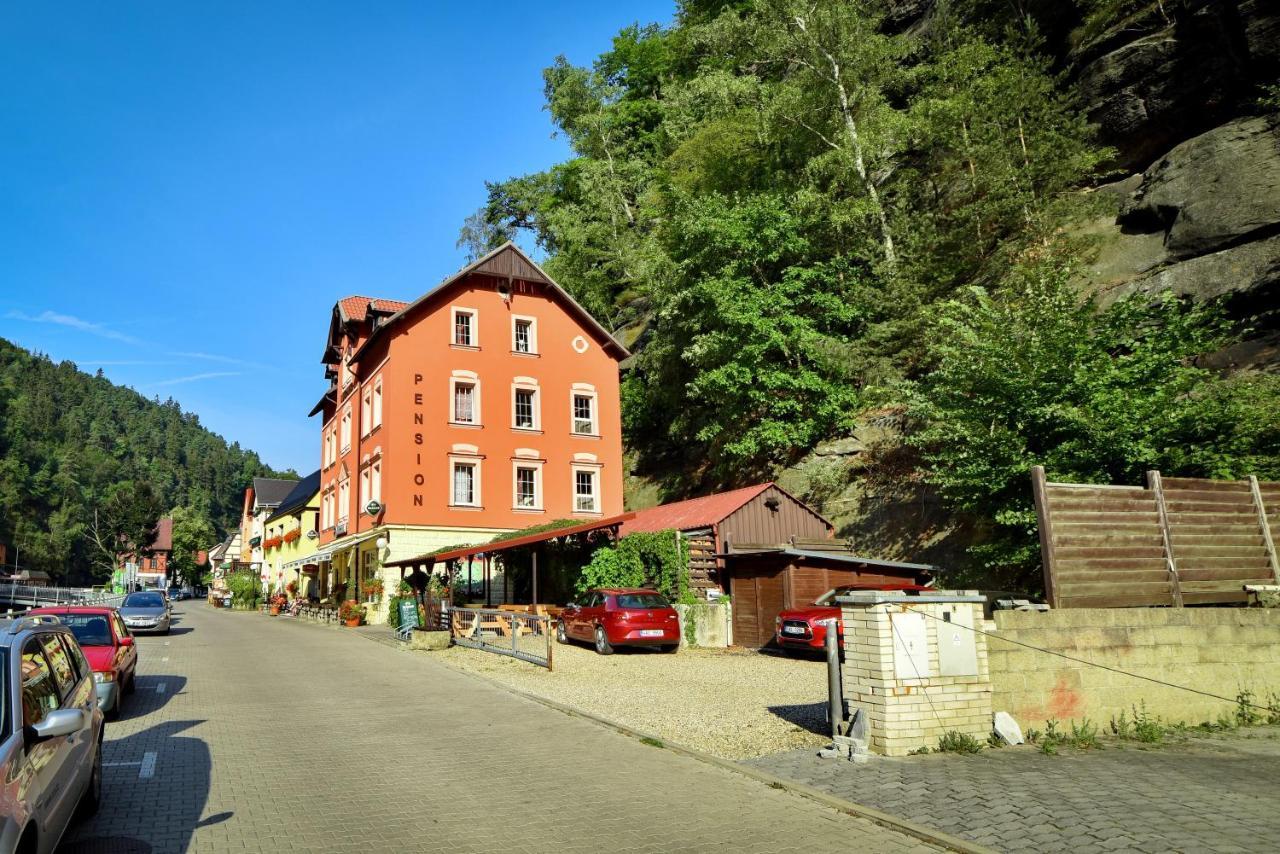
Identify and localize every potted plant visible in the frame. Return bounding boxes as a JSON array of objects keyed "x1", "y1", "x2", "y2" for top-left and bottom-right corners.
[
  {"x1": 363, "y1": 577, "x2": 384, "y2": 603},
  {"x1": 268, "y1": 593, "x2": 287, "y2": 616},
  {"x1": 339, "y1": 599, "x2": 364, "y2": 627},
  {"x1": 285, "y1": 580, "x2": 298, "y2": 598}
]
